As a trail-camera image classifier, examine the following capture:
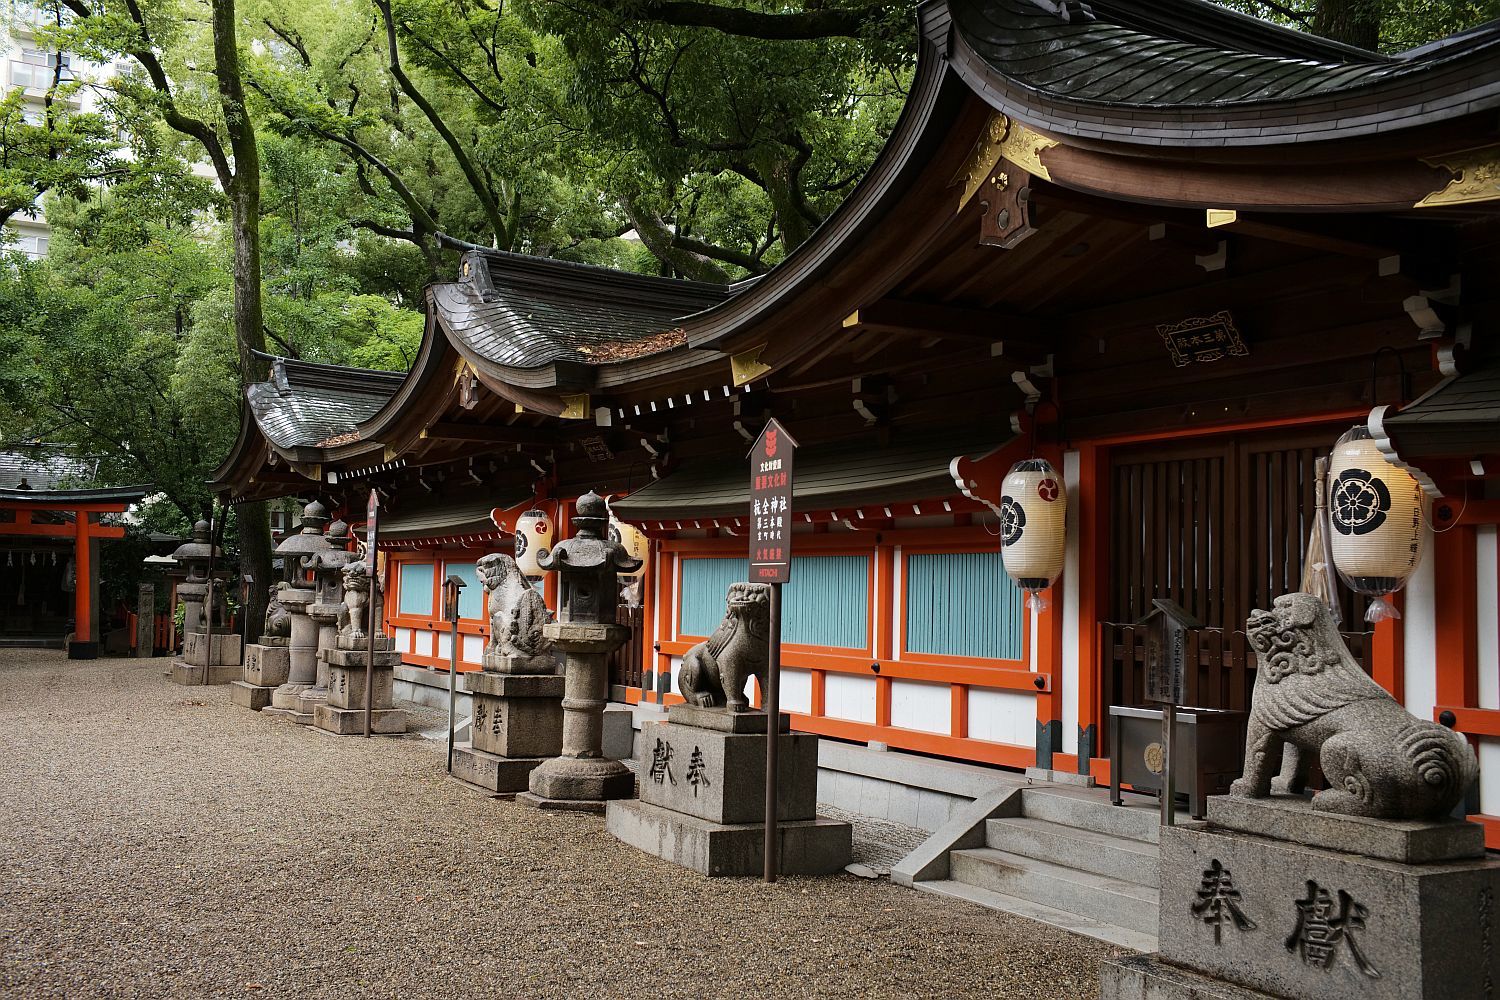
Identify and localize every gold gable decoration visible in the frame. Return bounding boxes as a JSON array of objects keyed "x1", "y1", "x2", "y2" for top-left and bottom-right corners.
[{"x1": 952, "y1": 114, "x2": 1058, "y2": 212}]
